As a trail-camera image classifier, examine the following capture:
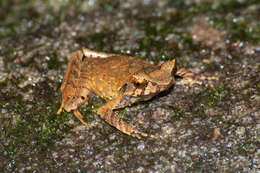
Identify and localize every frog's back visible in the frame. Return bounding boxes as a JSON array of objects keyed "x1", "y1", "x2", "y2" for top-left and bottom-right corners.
[{"x1": 81, "y1": 55, "x2": 157, "y2": 100}]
